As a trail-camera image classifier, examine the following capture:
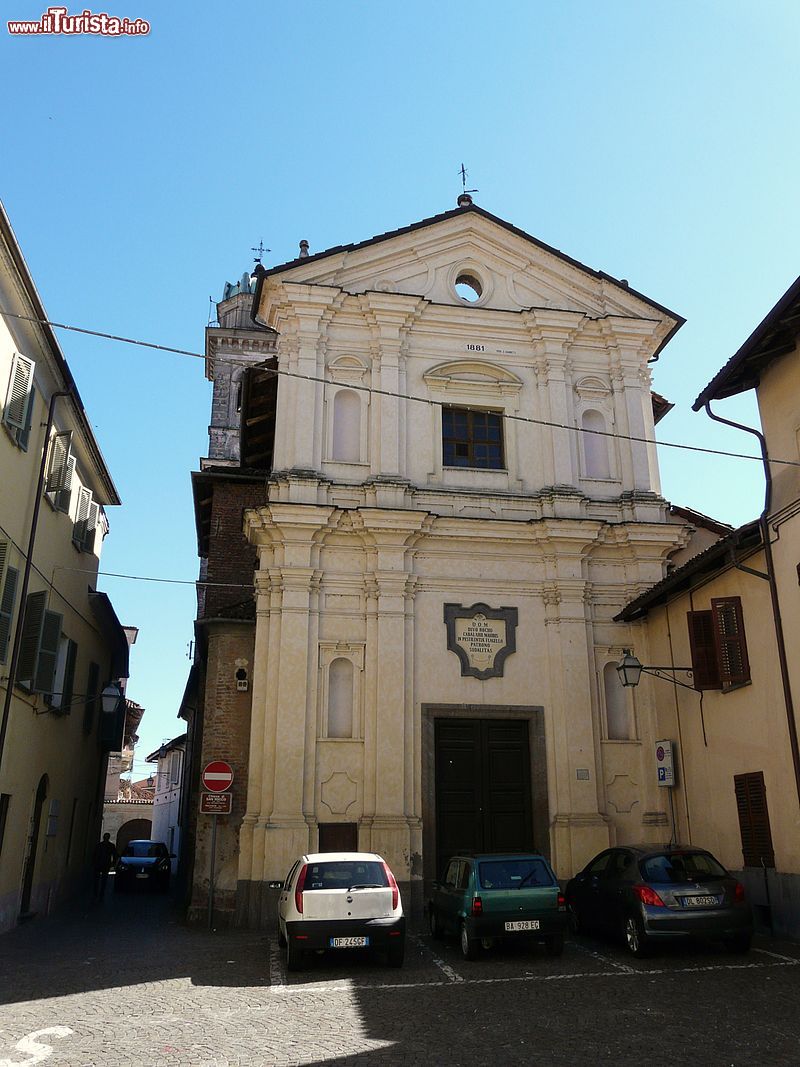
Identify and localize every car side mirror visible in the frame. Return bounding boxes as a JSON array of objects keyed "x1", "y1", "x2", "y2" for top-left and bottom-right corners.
[{"x1": 267, "y1": 880, "x2": 283, "y2": 890}]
